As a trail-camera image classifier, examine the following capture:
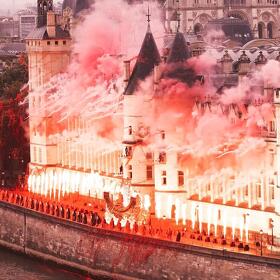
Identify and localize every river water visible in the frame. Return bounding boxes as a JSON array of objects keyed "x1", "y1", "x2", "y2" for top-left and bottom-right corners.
[{"x1": 0, "y1": 248, "x2": 93, "y2": 280}]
